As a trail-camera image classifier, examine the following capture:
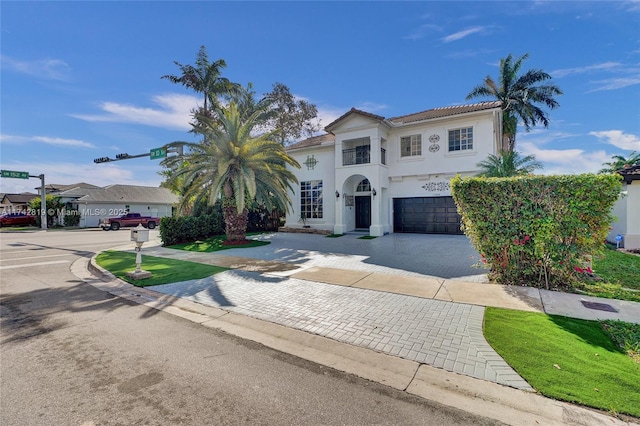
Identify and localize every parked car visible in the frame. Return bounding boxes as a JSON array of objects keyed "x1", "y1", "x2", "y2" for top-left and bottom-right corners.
[
  {"x1": 100, "y1": 213, "x2": 160, "y2": 231},
  {"x1": 0, "y1": 212, "x2": 37, "y2": 227}
]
